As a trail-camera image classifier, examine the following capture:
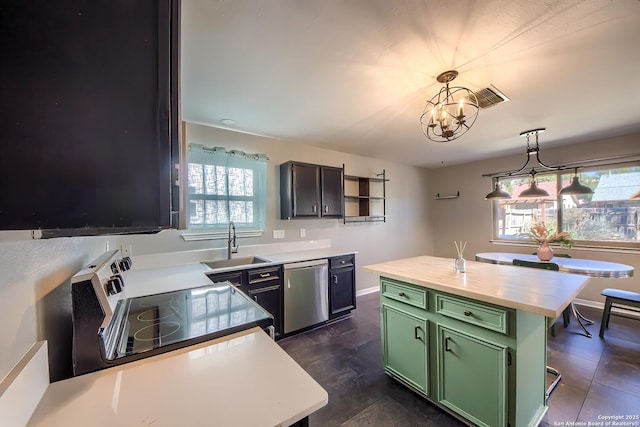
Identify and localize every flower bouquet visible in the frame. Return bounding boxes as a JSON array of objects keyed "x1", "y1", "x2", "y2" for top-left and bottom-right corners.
[{"x1": 528, "y1": 222, "x2": 574, "y2": 261}]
